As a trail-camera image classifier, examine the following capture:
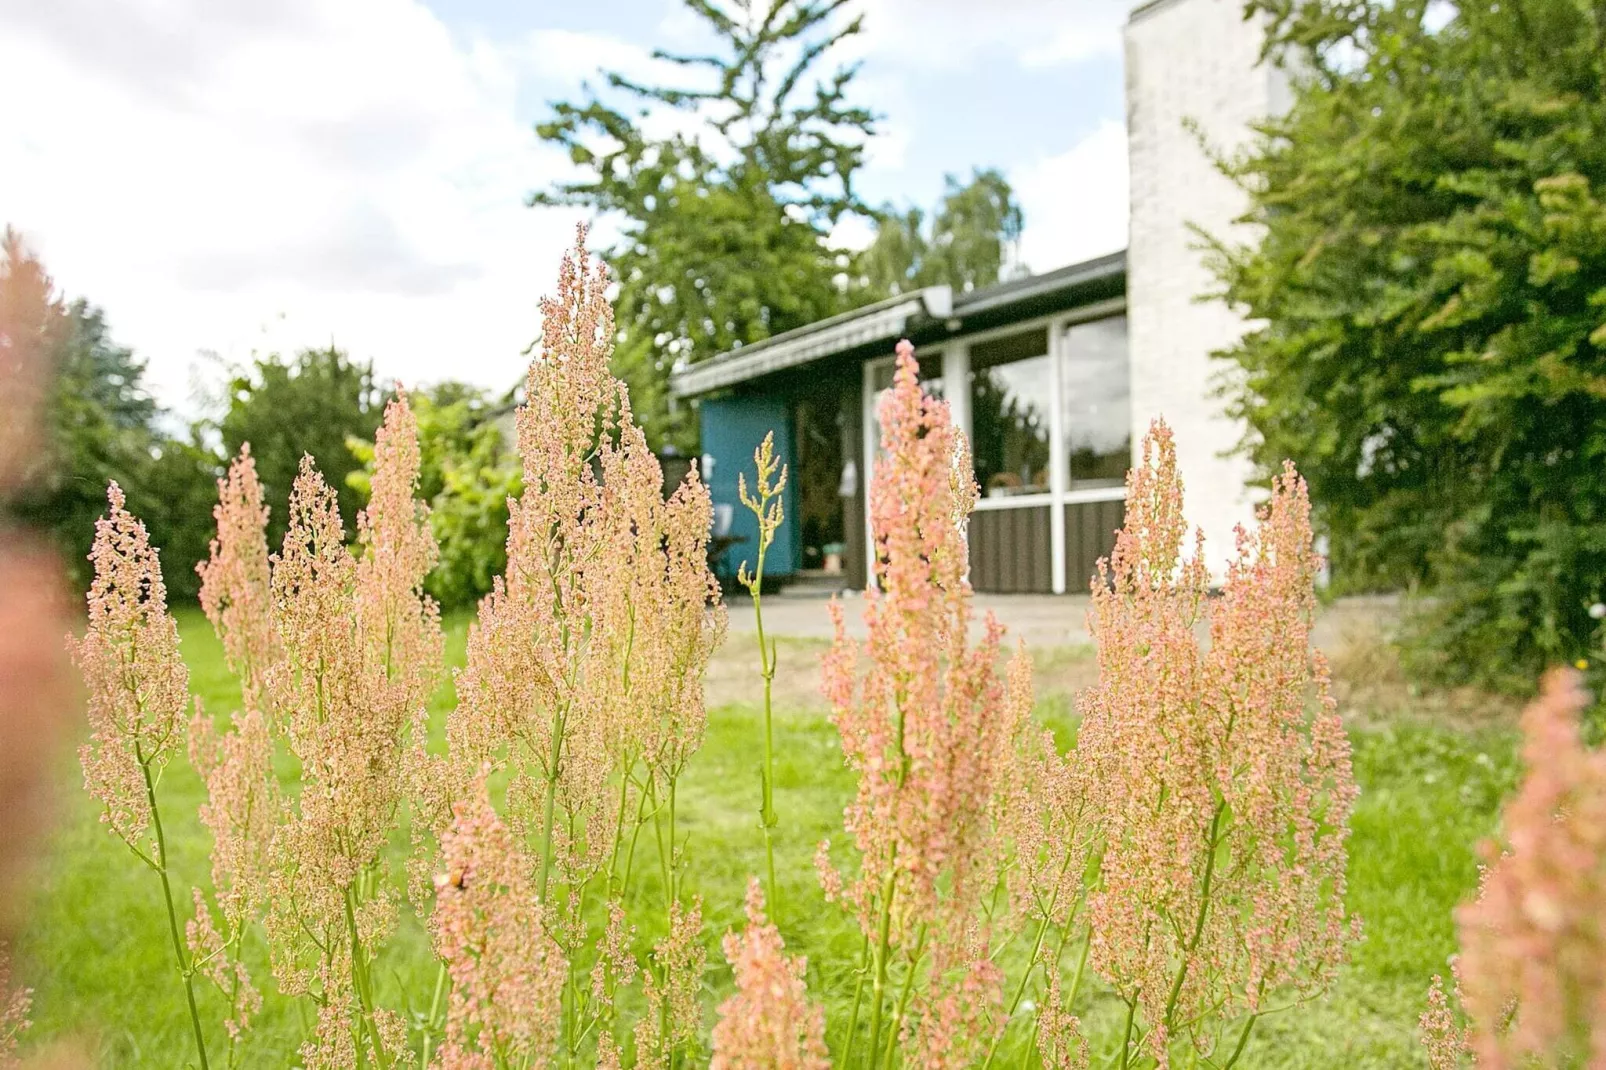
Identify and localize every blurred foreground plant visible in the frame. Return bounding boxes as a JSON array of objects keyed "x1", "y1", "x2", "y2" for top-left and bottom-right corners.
[{"x1": 1421, "y1": 668, "x2": 1606, "y2": 1068}]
